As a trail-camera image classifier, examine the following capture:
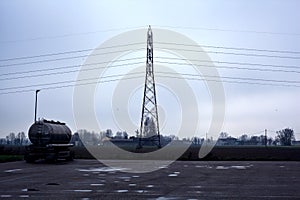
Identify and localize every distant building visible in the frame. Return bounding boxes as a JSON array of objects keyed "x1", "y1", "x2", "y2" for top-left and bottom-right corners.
[
  {"x1": 102, "y1": 138, "x2": 137, "y2": 147},
  {"x1": 292, "y1": 140, "x2": 300, "y2": 146},
  {"x1": 70, "y1": 132, "x2": 83, "y2": 146},
  {"x1": 216, "y1": 137, "x2": 238, "y2": 146}
]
